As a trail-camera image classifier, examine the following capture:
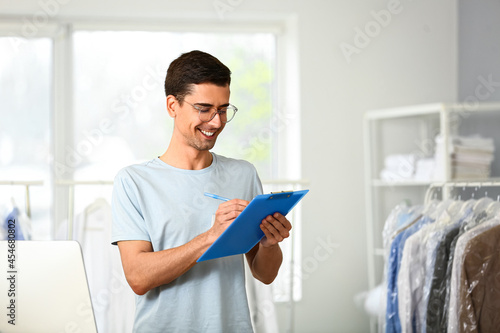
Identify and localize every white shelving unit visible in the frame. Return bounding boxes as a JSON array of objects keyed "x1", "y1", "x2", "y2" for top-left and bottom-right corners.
[{"x1": 363, "y1": 102, "x2": 500, "y2": 328}]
